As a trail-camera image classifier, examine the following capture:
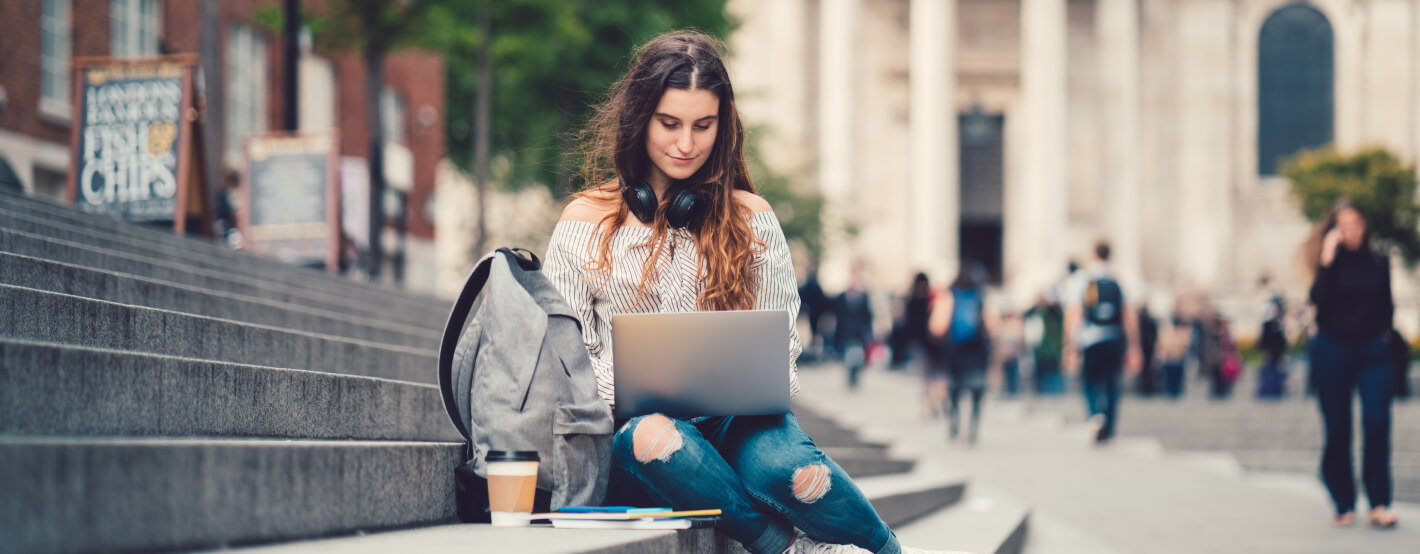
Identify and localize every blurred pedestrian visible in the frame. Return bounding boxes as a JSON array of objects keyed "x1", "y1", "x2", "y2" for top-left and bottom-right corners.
[
  {"x1": 1158, "y1": 311, "x2": 1194, "y2": 399},
  {"x1": 1257, "y1": 274, "x2": 1290, "y2": 399},
  {"x1": 930, "y1": 261, "x2": 996, "y2": 443},
  {"x1": 1304, "y1": 200, "x2": 1398, "y2": 528},
  {"x1": 996, "y1": 310, "x2": 1027, "y2": 398},
  {"x1": 834, "y1": 263, "x2": 874, "y2": 390},
  {"x1": 900, "y1": 273, "x2": 949, "y2": 418},
  {"x1": 1136, "y1": 304, "x2": 1160, "y2": 395},
  {"x1": 892, "y1": 273, "x2": 933, "y2": 370},
  {"x1": 798, "y1": 268, "x2": 830, "y2": 362},
  {"x1": 1026, "y1": 292, "x2": 1066, "y2": 394},
  {"x1": 1211, "y1": 314, "x2": 1240, "y2": 399},
  {"x1": 1064, "y1": 241, "x2": 1142, "y2": 443}
]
